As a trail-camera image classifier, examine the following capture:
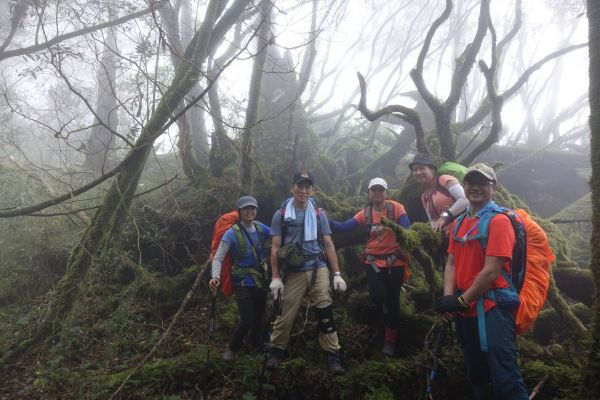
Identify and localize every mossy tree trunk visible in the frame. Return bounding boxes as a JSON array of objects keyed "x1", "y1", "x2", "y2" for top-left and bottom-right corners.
[
  {"x1": 581, "y1": 0, "x2": 600, "y2": 395},
  {"x1": 0, "y1": 0, "x2": 252, "y2": 364},
  {"x1": 158, "y1": 1, "x2": 204, "y2": 182},
  {"x1": 48, "y1": 0, "x2": 227, "y2": 333},
  {"x1": 545, "y1": 273, "x2": 588, "y2": 340}
]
